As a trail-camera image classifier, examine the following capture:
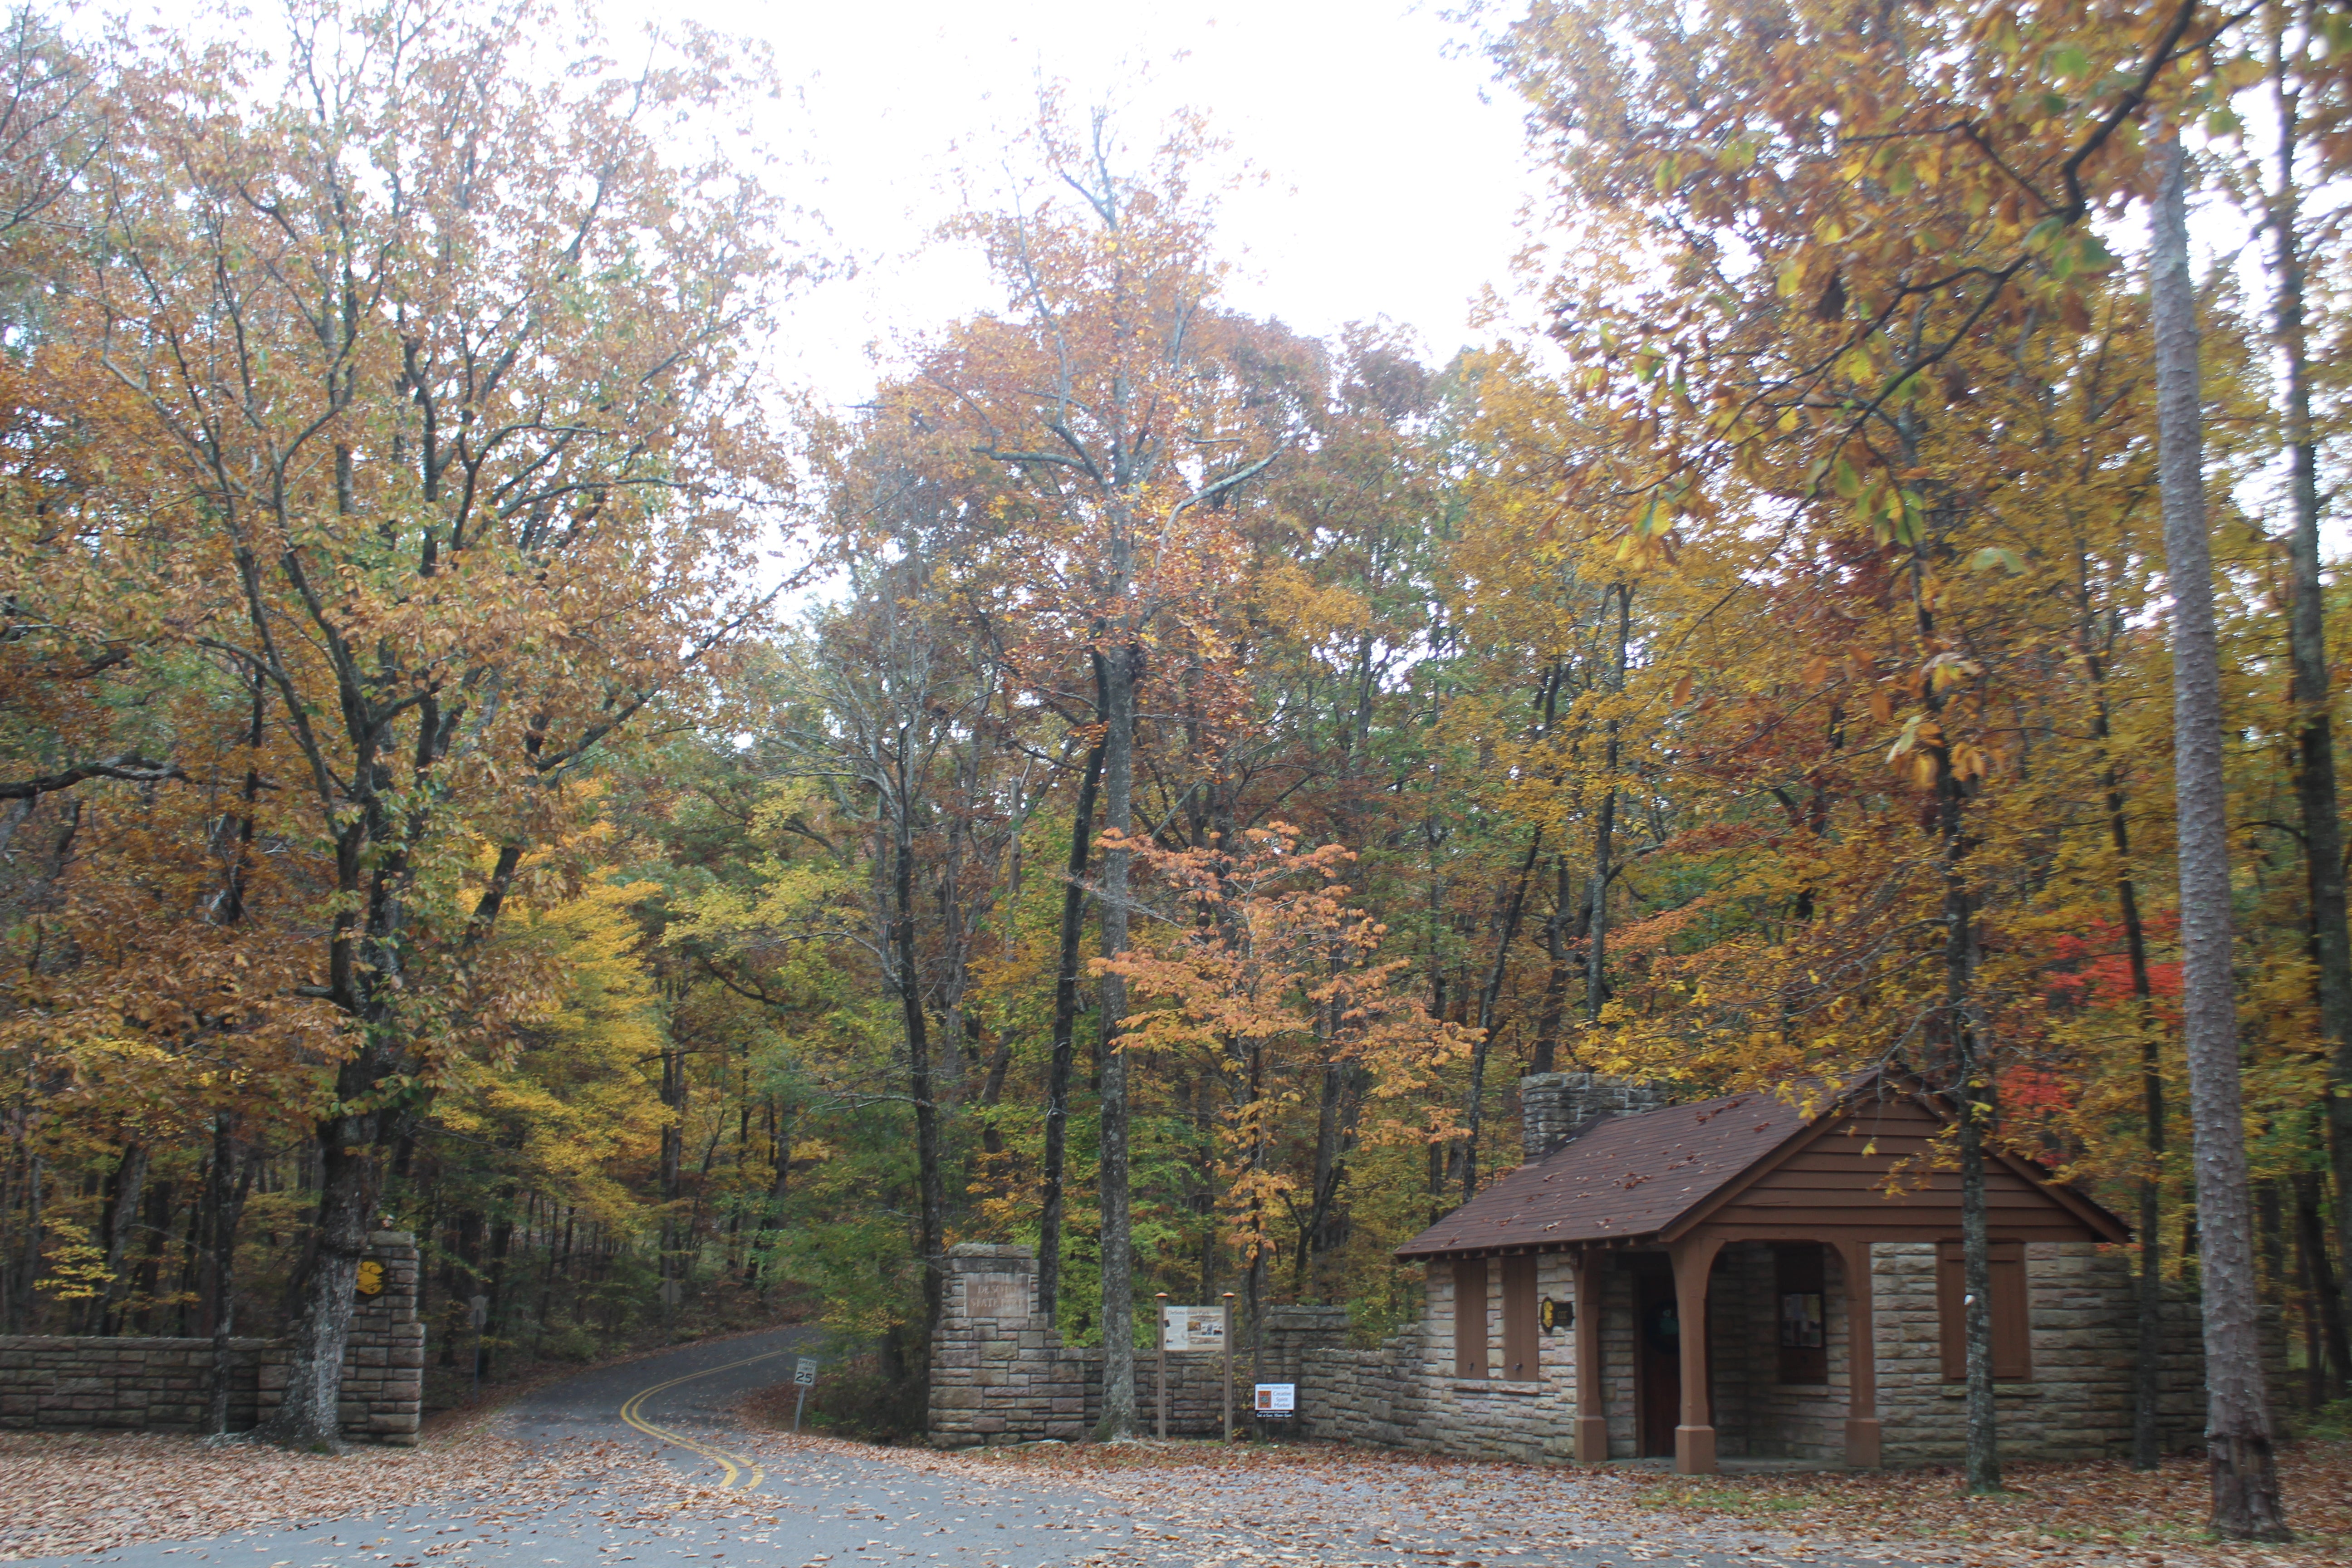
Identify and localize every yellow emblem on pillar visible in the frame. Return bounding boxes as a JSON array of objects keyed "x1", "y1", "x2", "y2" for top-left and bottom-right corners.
[{"x1": 356, "y1": 1259, "x2": 385, "y2": 1296}]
